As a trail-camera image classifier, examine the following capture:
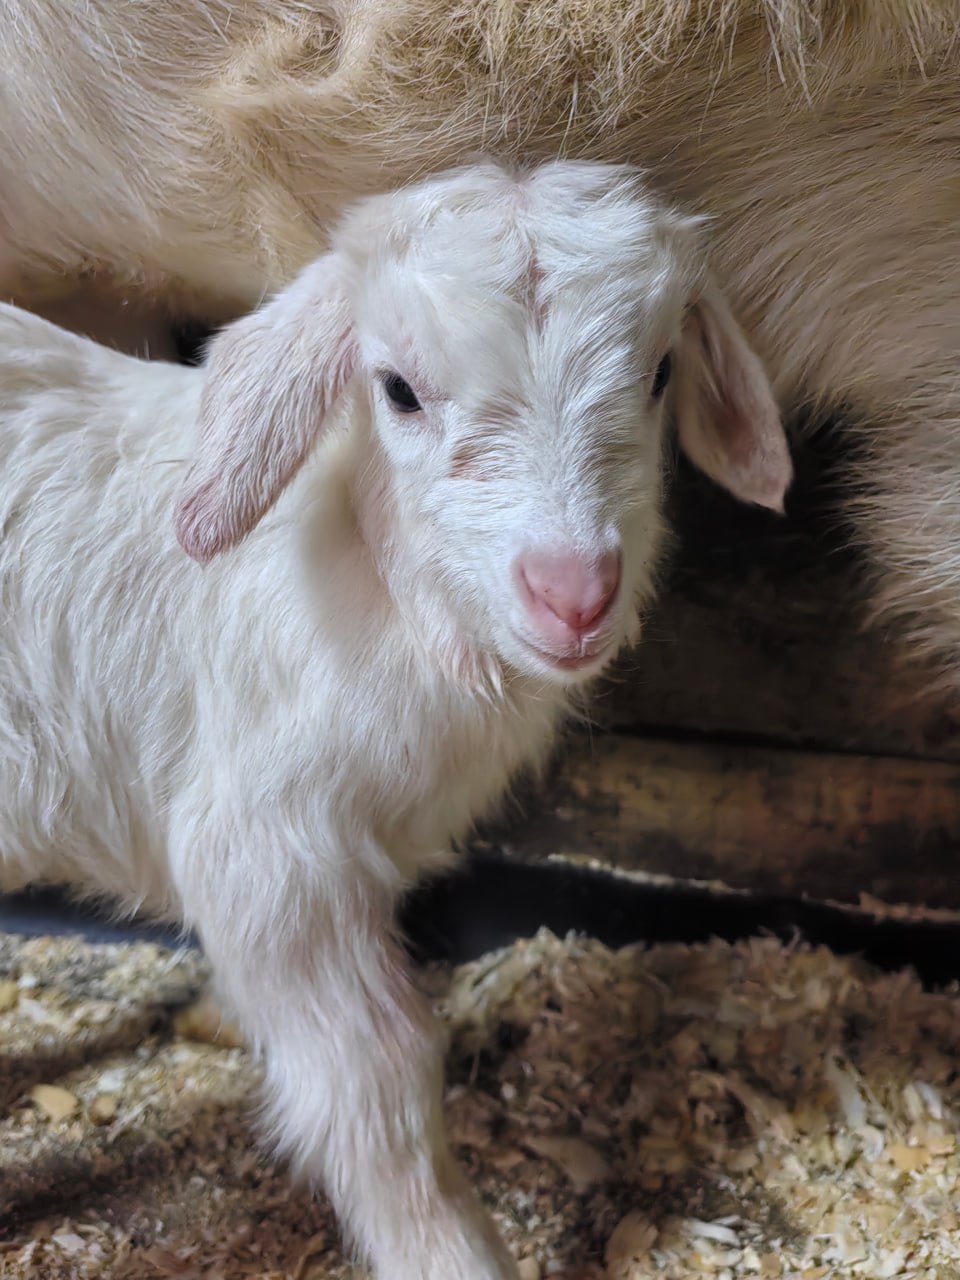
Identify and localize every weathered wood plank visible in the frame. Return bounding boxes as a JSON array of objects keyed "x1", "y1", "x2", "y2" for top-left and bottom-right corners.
[
  {"x1": 595, "y1": 451, "x2": 960, "y2": 761},
  {"x1": 498, "y1": 733, "x2": 960, "y2": 908}
]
